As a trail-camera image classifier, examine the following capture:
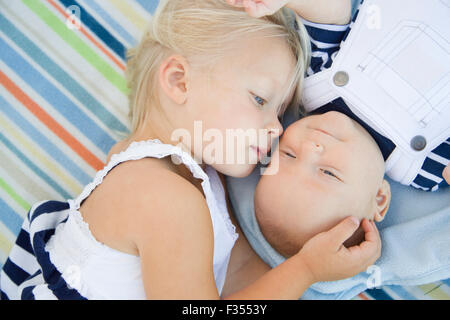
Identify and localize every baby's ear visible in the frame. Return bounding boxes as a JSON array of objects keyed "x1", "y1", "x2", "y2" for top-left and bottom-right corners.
[{"x1": 374, "y1": 179, "x2": 391, "y2": 222}]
